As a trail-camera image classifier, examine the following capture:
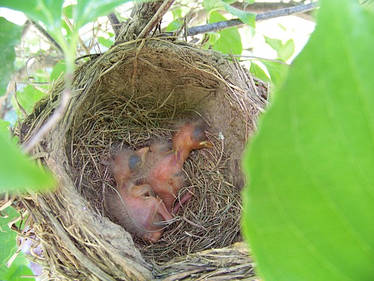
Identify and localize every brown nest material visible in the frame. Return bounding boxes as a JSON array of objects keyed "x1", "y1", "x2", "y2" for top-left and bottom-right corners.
[{"x1": 16, "y1": 38, "x2": 267, "y2": 280}]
